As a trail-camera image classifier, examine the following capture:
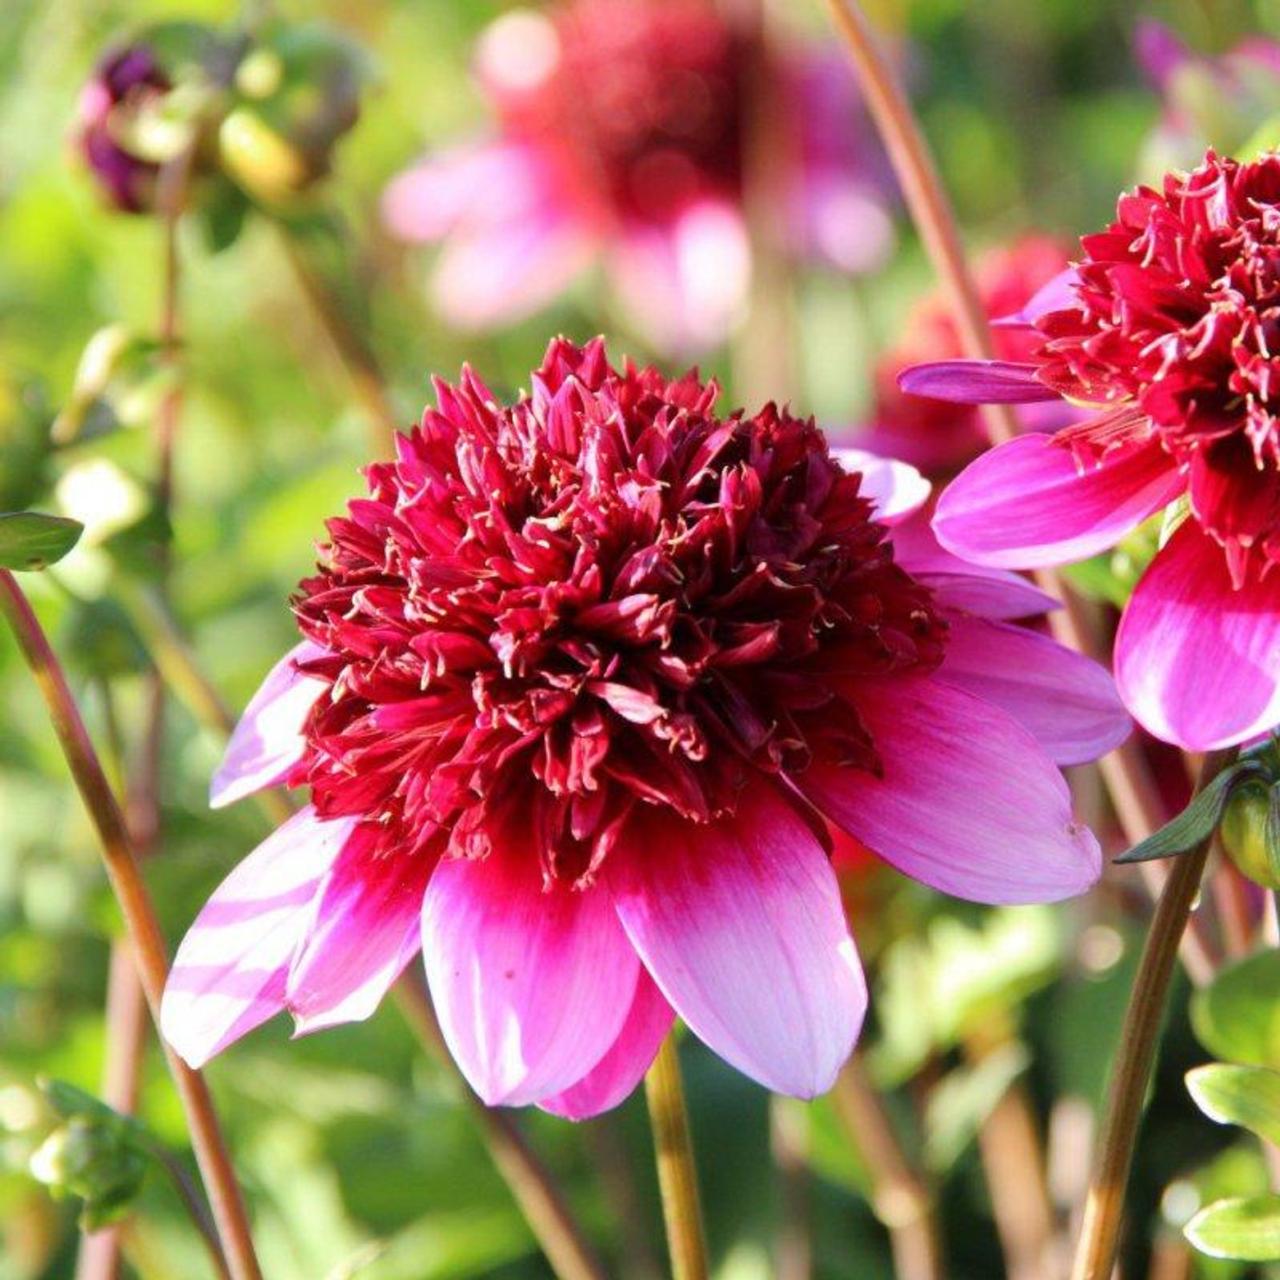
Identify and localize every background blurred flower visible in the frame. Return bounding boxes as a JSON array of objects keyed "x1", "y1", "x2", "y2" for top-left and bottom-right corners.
[
  {"x1": 905, "y1": 150, "x2": 1280, "y2": 751},
  {"x1": 162, "y1": 338, "x2": 1114, "y2": 1118},
  {"x1": 851, "y1": 234, "x2": 1079, "y2": 473},
  {"x1": 382, "y1": 0, "x2": 894, "y2": 352}
]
